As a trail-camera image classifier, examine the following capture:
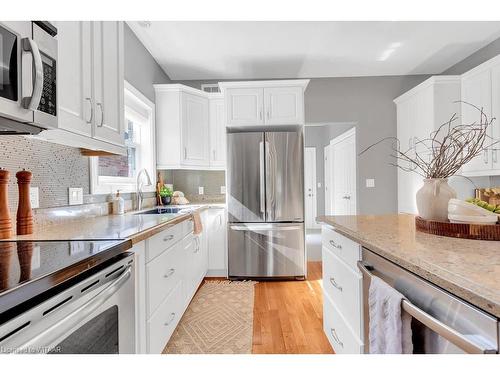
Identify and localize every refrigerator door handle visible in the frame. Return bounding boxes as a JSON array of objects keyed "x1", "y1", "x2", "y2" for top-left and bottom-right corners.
[{"x1": 259, "y1": 140, "x2": 265, "y2": 217}]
